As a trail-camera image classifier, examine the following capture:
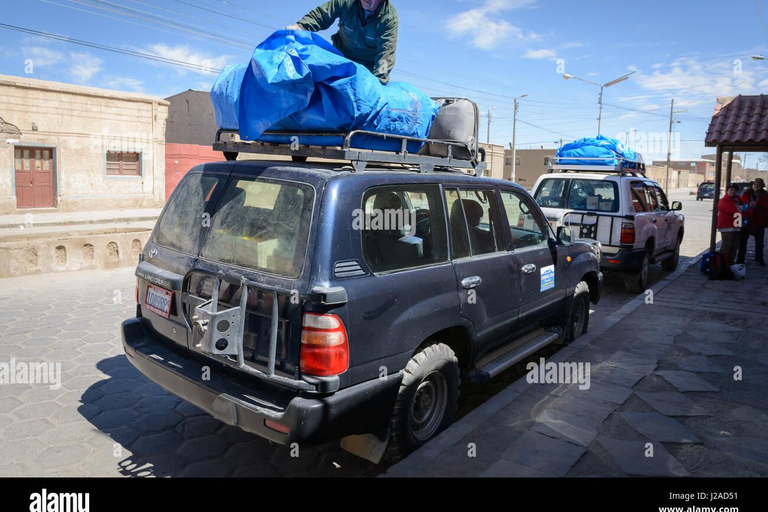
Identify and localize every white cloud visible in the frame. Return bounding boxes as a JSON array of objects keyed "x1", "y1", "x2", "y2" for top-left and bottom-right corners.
[
  {"x1": 446, "y1": 0, "x2": 539, "y2": 50},
  {"x1": 69, "y1": 52, "x2": 102, "y2": 84},
  {"x1": 523, "y1": 48, "x2": 557, "y2": 59},
  {"x1": 634, "y1": 57, "x2": 759, "y2": 100},
  {"x1": 103, "y1": 76, "x2": 144, "y2": 93},
  {"x1": 20, "y1": 46, "x2": 64, "y2": 67},
  {"x1": 560, "y1": 42, "x2": 584, "y2": 49},
  {"x1": 144, "y1": 44, "x2": 231, "y2": 75}
]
